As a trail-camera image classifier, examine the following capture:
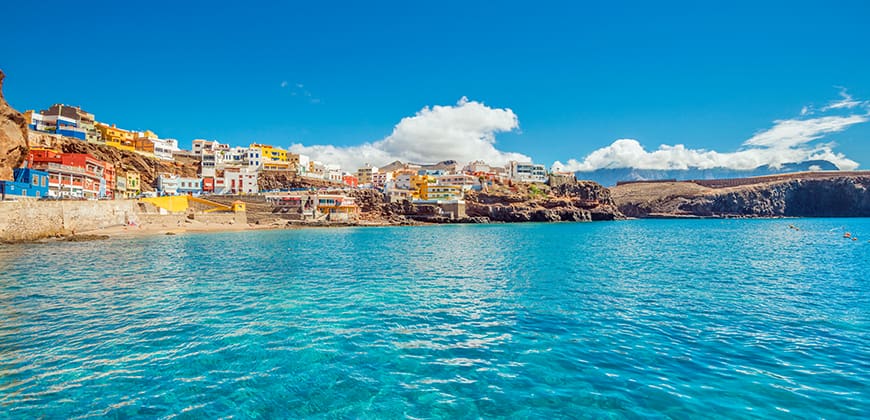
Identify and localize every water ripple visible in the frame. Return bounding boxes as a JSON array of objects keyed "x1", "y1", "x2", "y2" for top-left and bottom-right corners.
[{"x1": 0, "y1": 220, "x2": 868, "y2": 418}]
